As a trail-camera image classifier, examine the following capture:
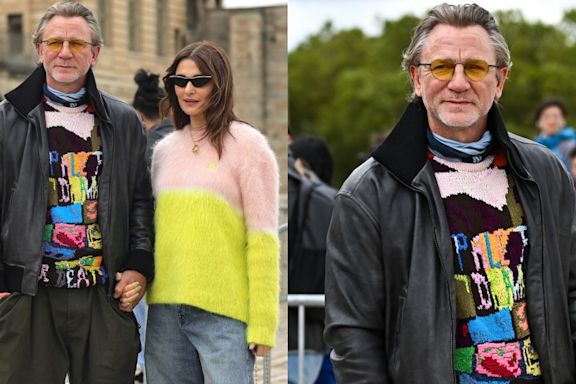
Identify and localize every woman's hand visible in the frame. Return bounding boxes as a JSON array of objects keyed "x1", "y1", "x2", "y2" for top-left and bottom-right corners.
[
  {"x1": 249, "y1": 344, "x2": 271, "y2": 357},
  {"x1": 113, "y1": 271, "x2": 146, "y2": 312}
]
